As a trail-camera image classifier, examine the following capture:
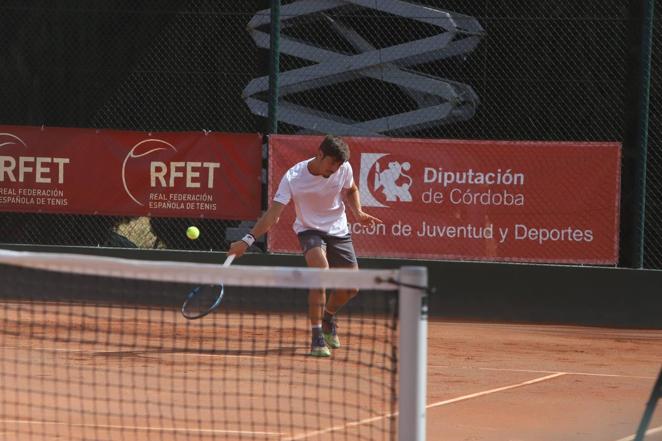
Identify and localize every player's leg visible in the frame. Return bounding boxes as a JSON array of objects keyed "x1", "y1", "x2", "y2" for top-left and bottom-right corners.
[
  {"x1": 304, "y1": 246, "x2": 329, "y2": 328},
  {"x1": 299, "y1": 230, "x2": 331, "y2": 357},
  {"x1": 323, "y1": 234, "x2": 359, "y2": 349}
]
